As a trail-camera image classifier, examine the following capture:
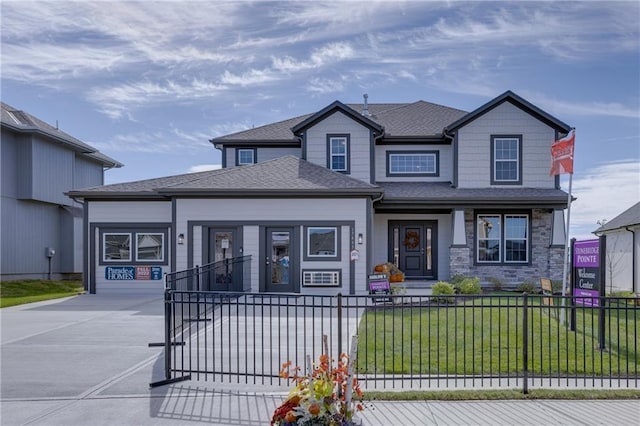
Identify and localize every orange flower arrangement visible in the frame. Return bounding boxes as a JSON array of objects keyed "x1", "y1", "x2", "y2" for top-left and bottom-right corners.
[{"x1": 271, "y1": 336, "x2": 364, "y2": 426}]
